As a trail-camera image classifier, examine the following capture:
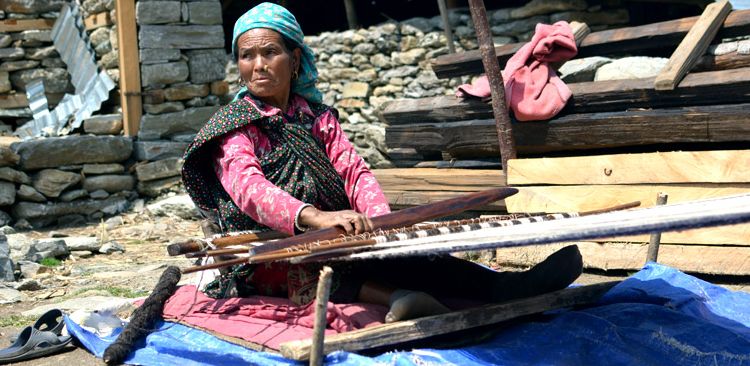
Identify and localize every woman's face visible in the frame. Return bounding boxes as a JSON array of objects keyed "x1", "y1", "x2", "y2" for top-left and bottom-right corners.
[{"x1": 237, "y1": 28, "x2": 301, "y2": 108}]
